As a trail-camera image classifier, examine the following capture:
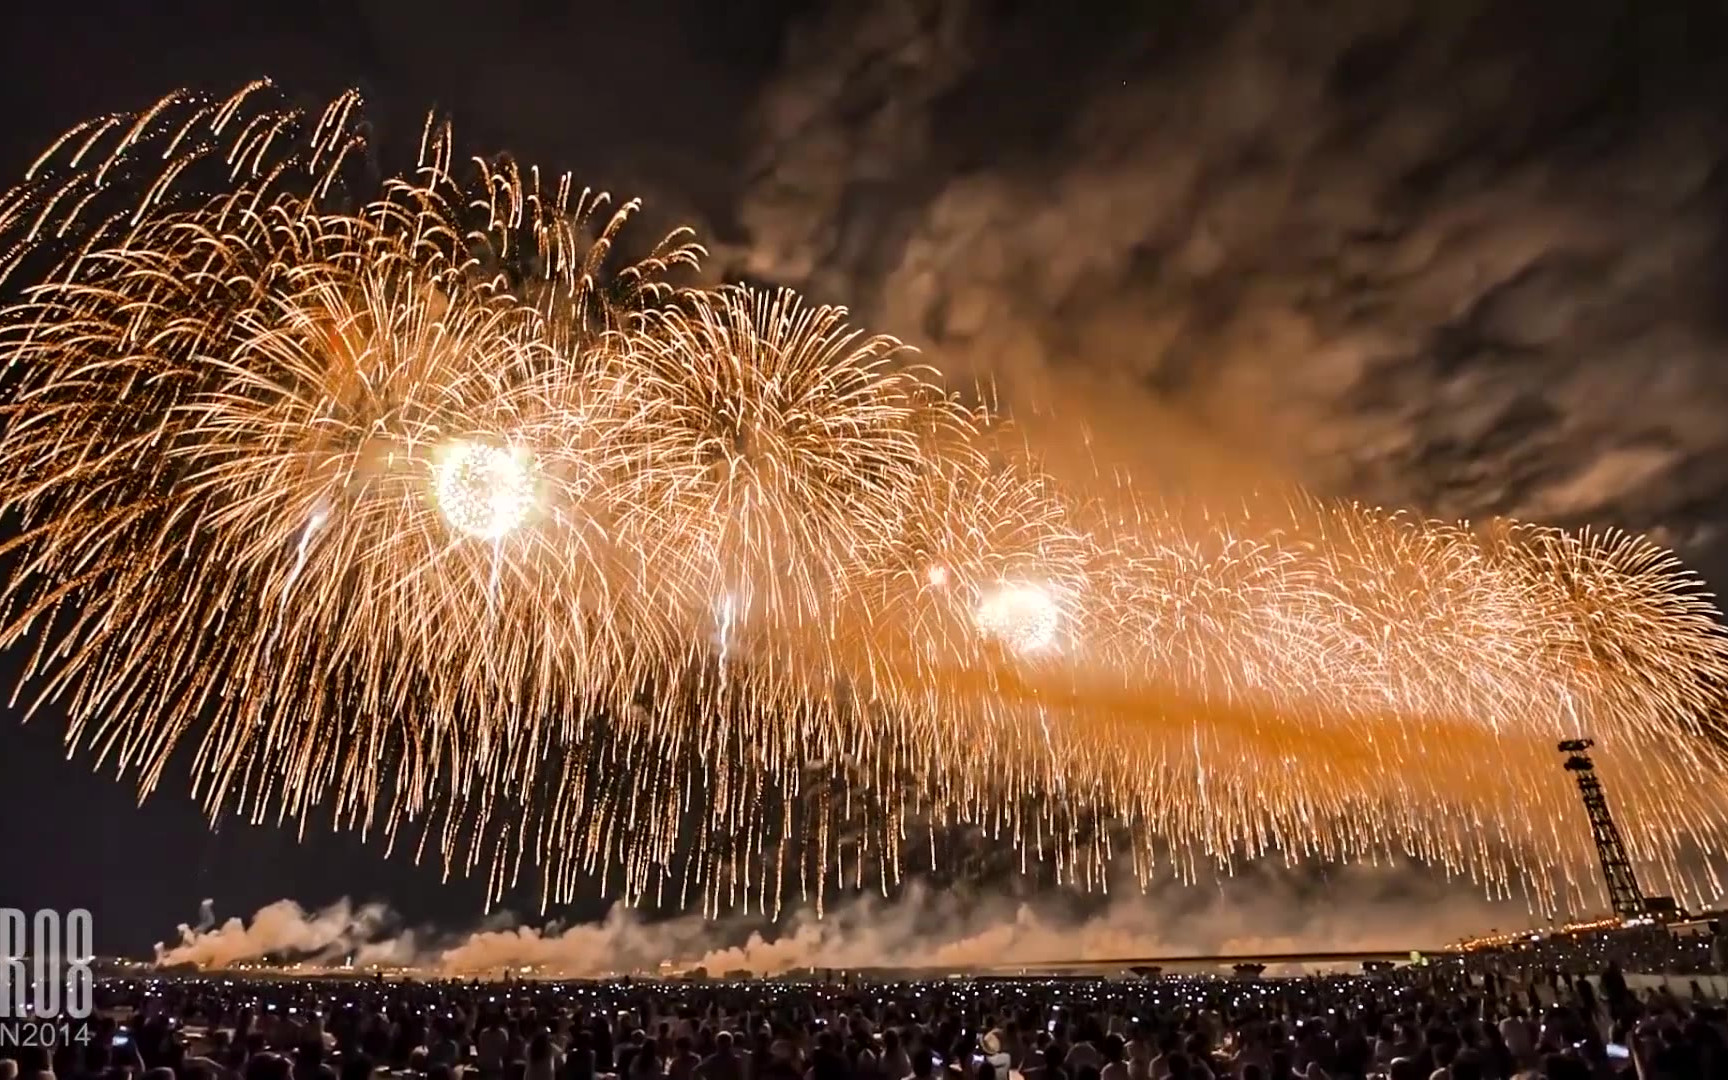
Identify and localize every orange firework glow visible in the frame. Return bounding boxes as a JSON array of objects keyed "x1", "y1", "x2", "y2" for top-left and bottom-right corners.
[{"x1": 2, "y1": 84, "x2": 1727, "y2": 917}]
